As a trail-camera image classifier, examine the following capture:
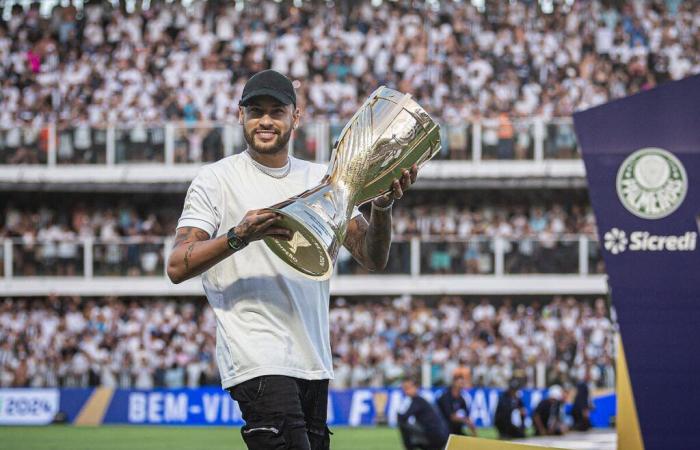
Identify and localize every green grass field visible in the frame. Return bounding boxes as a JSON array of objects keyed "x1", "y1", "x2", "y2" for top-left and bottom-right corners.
[{"x1": 0, "y1": 425, "x2": 499, "y2": 450}]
